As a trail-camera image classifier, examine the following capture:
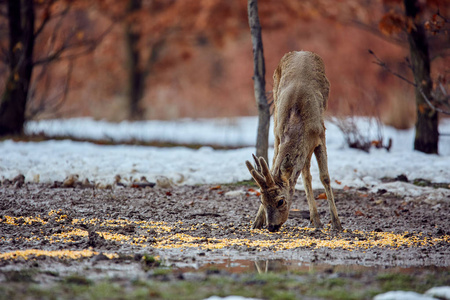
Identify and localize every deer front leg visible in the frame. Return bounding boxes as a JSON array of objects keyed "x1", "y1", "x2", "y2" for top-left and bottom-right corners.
[
  {"x1": 302, "y1": 157, "x2": 323, "y2": 228},
  {"x1": 314, "y1": 142, "x2": 343, "y2": 231},
  {"x1": 252, "y1": 203, "x2": 266, "y2": 229}
]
